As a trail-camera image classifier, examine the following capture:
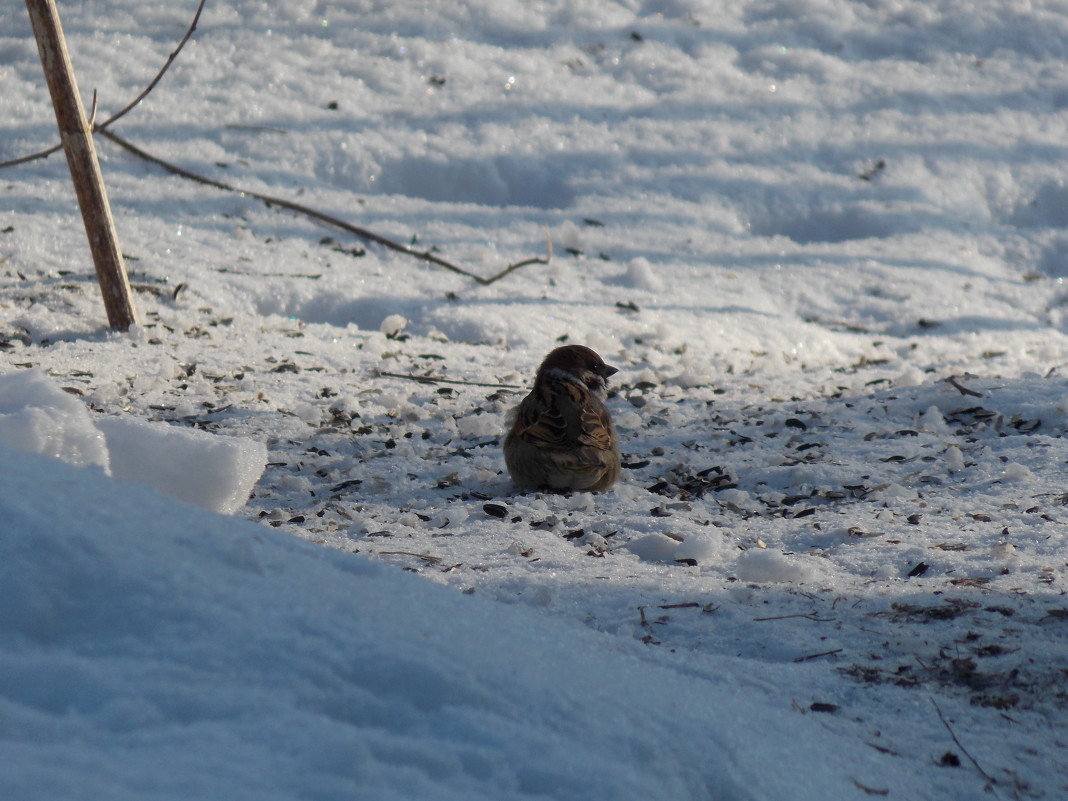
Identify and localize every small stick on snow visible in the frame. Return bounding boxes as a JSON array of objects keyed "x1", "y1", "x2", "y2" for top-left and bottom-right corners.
[
  {"x1": 1, "y1": 0, "x2": 551, "y2": 287},
  {"x1": 96, "y1": 0, "x2": 207, "y2": 132},
  {"x1": 376, "y1": 370, "x2": 522, "y2": 389},
  {"x1": 930, "y1": 696, "x2": 1001, "y2": 794},
  {"x1": 792, "y1": 648, "x2": 843, "y2": 663},
  {"x1": 850, "y1": 778, "x2": 889, "y2": 796},
  {"x1": 378, "y1": 551, "x2": 443, "y2": 564},
  {"x1": 99, "y1": 129, "x2": 551, "y2": 286},
  {"x1": 945, "y1": 375, "x2": 984, "y2": 397}
]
